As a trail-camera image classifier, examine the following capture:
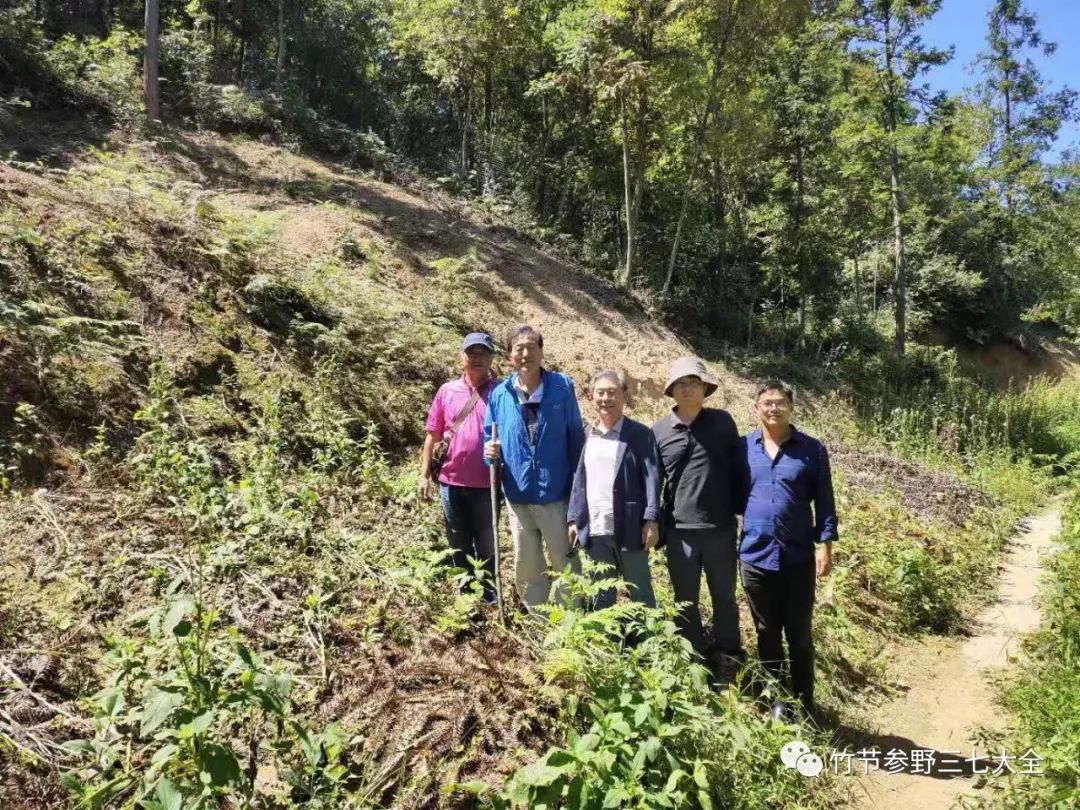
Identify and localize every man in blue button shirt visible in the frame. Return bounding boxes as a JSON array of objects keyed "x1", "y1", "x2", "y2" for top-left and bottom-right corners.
[{"x1": 738, "y1": 380, "x2": 838, "y2": 720}]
